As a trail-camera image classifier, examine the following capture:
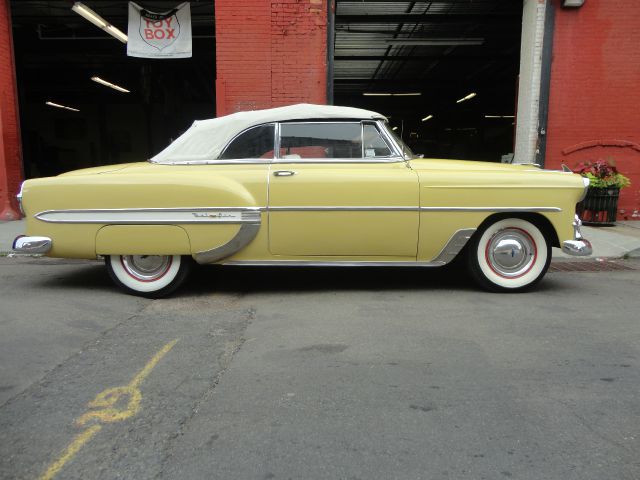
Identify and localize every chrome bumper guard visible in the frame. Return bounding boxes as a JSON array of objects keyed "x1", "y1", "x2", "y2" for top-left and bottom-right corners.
[
  {"x1": 12, "y1": 235, "x2": 52, "y2": 254},
  {"x1": 561, "y1": 215, "x2": 592, "y2": 256}
]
